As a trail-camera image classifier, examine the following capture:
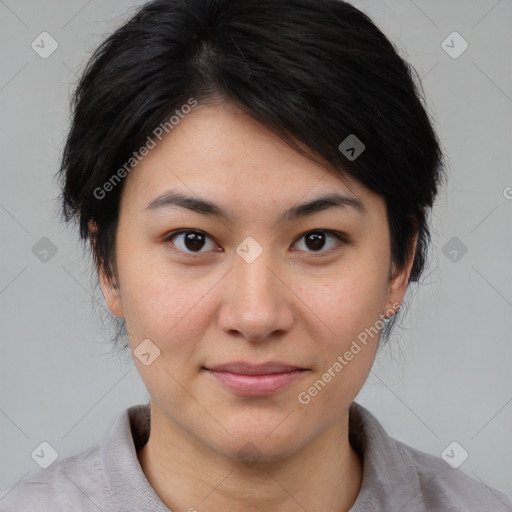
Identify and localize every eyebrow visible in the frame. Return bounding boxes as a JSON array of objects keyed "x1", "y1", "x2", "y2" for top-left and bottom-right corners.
[{"x1": 144, "y1": 189, "x2": 366, "y2": 223}]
